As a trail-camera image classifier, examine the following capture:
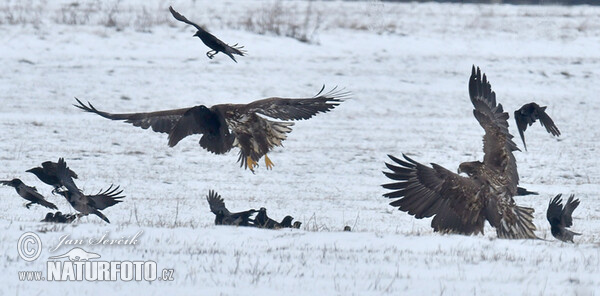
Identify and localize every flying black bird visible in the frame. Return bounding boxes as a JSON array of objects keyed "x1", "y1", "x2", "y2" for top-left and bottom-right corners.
[
  {"x1": 293, "y1": 221, "x2": 302, "y2": 229},
  {"x1": 41, "y1": 211, "x2": 77, "y2": 223},
  {"x1": 169, "y1": 6, "x2": 246, "y2": 62},
  {"x1": 254, "y1": 207, "x2": 281, "y2": 229},
  {"x1": 382, "y1": 66, "x2": 537, "y2": 239},
  {"x1": 279, "y1": 216, "x2": 294, "y2": 228},
  {"x1": 547, "y1": 194, "x2": 581, "y2": 242},
  {"x1": 517, "y1": 186, "x2": 538, "y2": 196},
  {"x1": 0, "y1": 179, "x2": 58, "y2": 210},
  {"x1": 74, "y1": 86, "x2": 348, "y2": 172},
  {"x1": 206, "y1": 190, "x2": 256, "y2": 226},
  {"x1": 54, "y1": 158, "x2": 124, "y2": 223},
  {"x1": 514, "y1": 102, "x2": 560, "y2": 150},
  {"x1": 27, "y1": 161, "x2": 78, "y2": 191}
]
